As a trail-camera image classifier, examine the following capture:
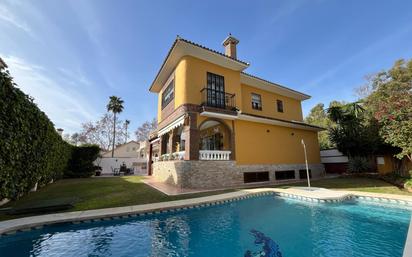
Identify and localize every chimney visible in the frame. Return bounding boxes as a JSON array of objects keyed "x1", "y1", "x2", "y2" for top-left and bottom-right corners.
[
  {"x1": 222, "y1": 34, "x2": 239, "y2": 59},
  {"x1": 57, "y1": 128, "x2": 64, "y2": 136}
]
